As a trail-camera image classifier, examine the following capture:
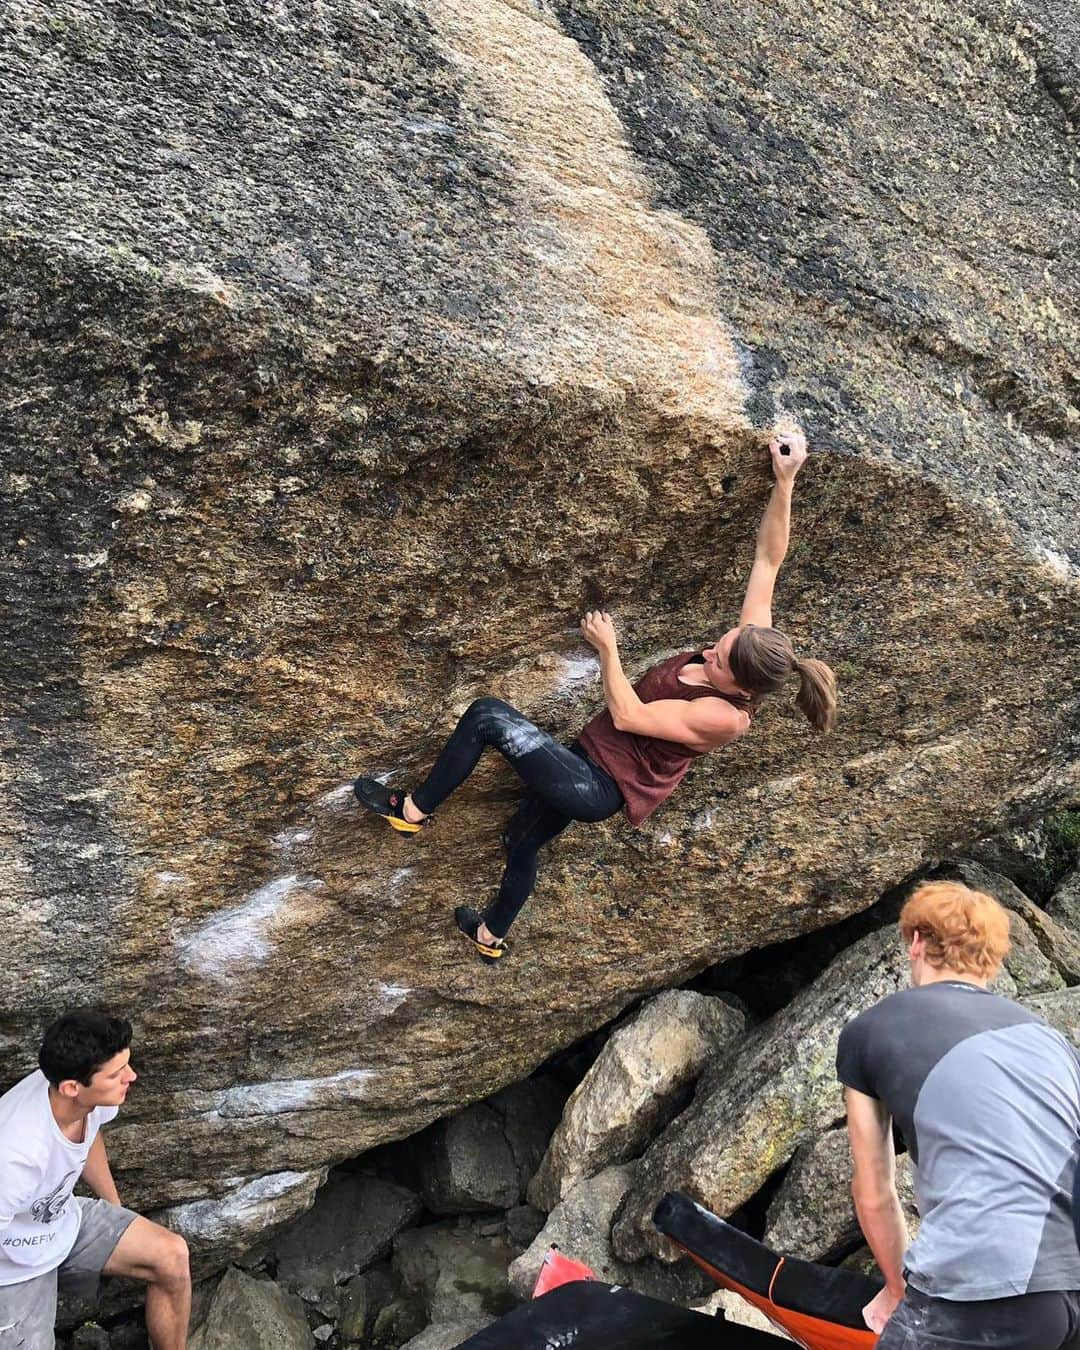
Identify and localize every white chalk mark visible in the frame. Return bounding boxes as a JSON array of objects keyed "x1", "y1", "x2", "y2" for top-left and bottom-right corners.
[
  {"x1": 273, "y1": 828, "x2": 313, "y2": 849},
  {"x1": 376, "y1": 983, "x2": 410, "y2": 1012},
  {"x1": 176, "y1": 874, "x2": 323, "y2": 978},
  {"x1": 555, "y1": 654, "x2": 599, "y2": 690},
  {"x1": 315, "y1": 783, "x2": 355, "y2": 810},
  {"x1": 155, "y1": 871, "x2": 187, "y2": 886},
  {"x1": 217, "y1": 1068, "x2": 377, "y2": 1117},
  {"x1": 387, "y1": 867, "x2": 416, "y2": 894}
]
